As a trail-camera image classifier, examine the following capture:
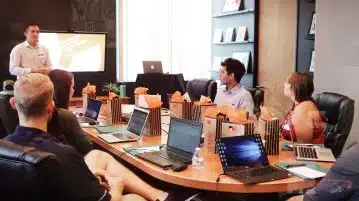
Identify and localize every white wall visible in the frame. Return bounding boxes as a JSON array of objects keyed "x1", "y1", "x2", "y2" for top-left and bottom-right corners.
[{"x1": 315, "y1": 0, "x2": 359, "y2": 148}]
